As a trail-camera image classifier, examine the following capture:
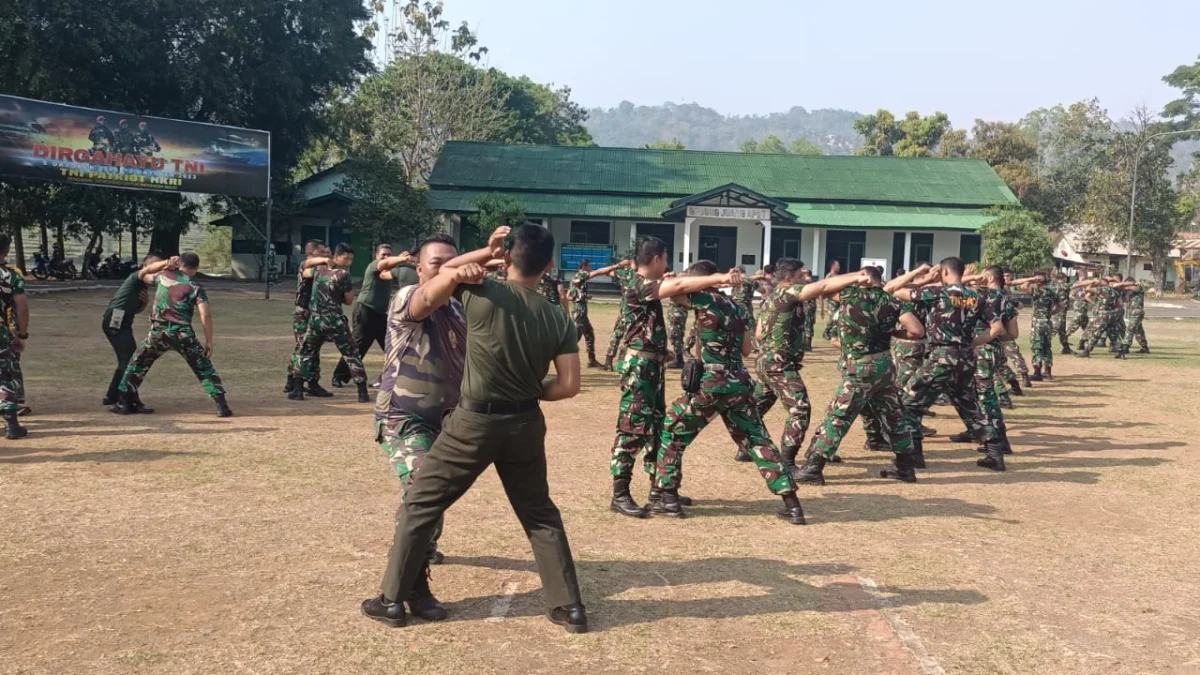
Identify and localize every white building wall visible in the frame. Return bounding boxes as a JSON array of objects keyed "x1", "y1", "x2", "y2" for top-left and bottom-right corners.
[
  {"x1": 932, "y1": 231, "x2": 962, "y2": 262},
  {"x1": 863, "y1": 230, "x2": 894, "y2": 271}
]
